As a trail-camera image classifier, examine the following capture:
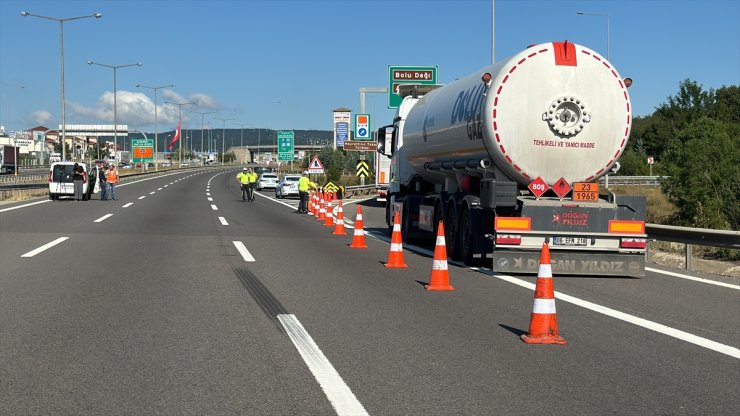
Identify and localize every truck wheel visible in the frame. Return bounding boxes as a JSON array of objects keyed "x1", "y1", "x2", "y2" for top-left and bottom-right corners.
[
  {"x1": 445, "y1": 204, "x2": 460, "y2": 260},
  {"x1": 459, "y1": 207, "x2": 475, "y2": 265}
]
